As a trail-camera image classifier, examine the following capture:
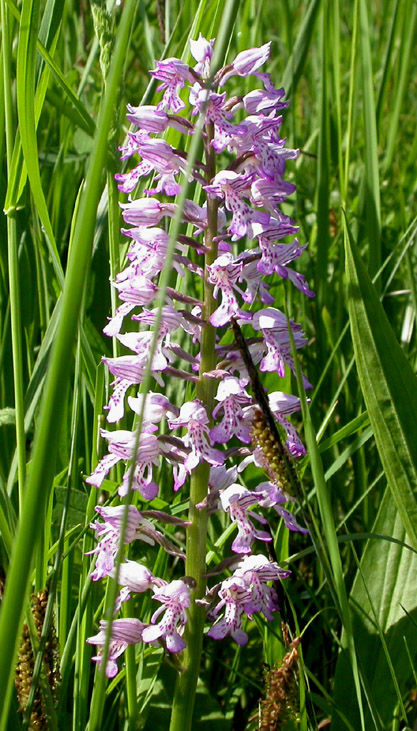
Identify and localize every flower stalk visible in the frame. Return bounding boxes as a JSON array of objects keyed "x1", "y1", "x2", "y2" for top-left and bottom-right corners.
[{"x1": 169, "y1": 121, "x2": 219, "y2": 730}]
